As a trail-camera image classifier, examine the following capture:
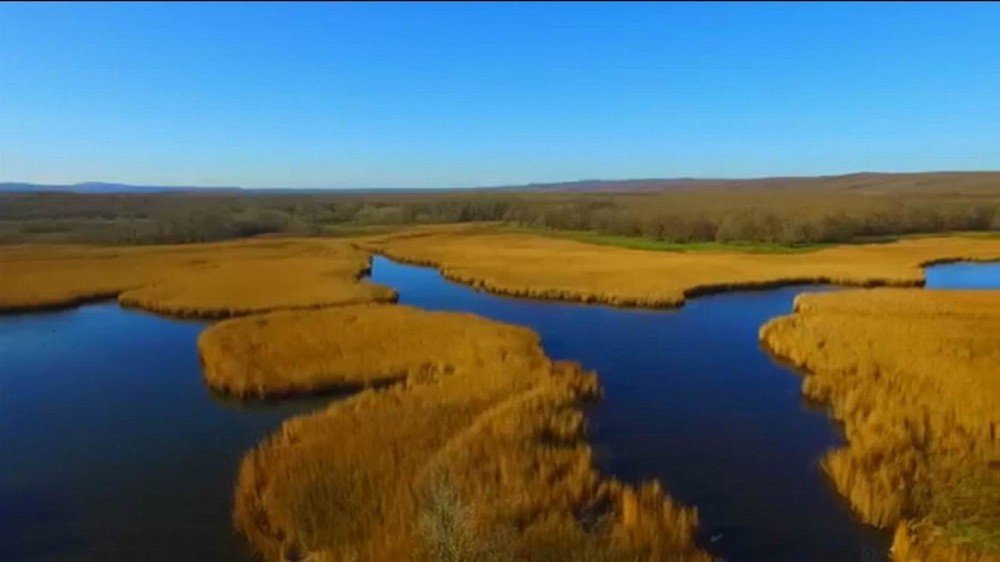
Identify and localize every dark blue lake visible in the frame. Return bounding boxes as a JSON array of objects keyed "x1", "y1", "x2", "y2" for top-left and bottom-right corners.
[
  {"x1": 0, "y1": 306, "x2": 328, "y2": 561},
  {"x1": 0, "y1": 259, "x2": 995, "y2": 561}
]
